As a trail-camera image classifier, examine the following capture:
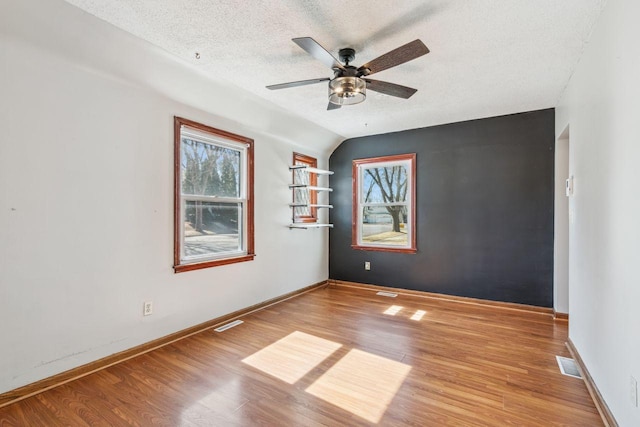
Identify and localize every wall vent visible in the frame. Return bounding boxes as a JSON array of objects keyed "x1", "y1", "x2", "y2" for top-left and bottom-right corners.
[
  {"x1": 214, "y1": 320, "x2": 244, "y2": 332},
  {"x1": 376, "y1": 291, "x2": 398, "y2": 298},
  {"x1": 556, "y1": 356, "x2": 582, "y2": 379}
]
